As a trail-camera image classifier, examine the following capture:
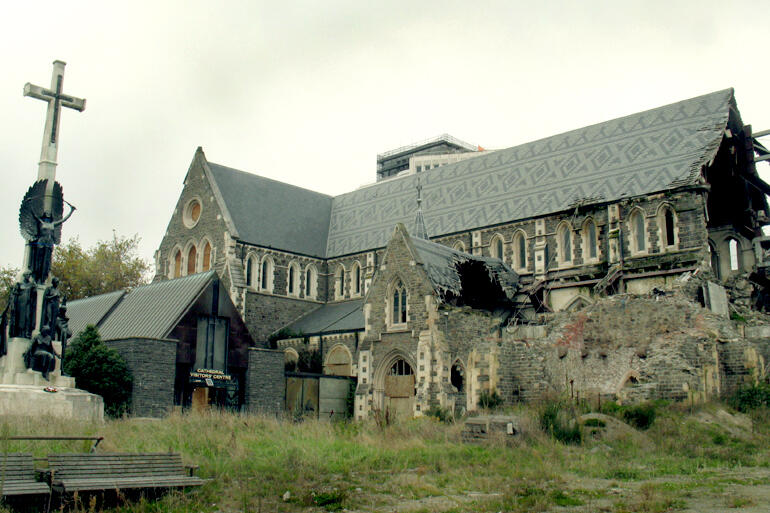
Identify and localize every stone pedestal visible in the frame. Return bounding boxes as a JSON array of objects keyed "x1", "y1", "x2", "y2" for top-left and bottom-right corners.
[{"x1": 0, "y1": 337, "x2": 104, "y2": 421}]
